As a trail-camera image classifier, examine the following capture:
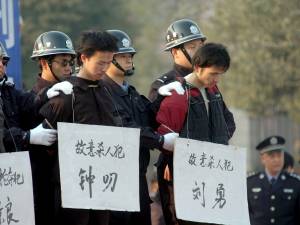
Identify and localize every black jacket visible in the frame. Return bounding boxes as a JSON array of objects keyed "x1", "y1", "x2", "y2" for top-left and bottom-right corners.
[
  {"x1": 1, "y1": 78, "x2": 40, "y2": 151},
  {"x1": 148, "y1": 63, "x2": 192, "y2": 103},
  {"x1": 101, "y1": 74, "x2": 163, "y2": 175}
]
